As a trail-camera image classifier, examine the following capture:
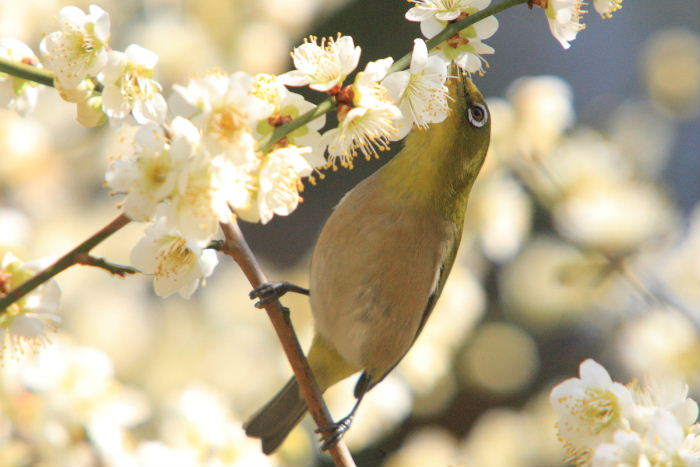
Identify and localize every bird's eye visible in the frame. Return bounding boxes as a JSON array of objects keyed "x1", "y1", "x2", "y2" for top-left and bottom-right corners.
[{"x1": 467, "y1": 103, "x2": 488, "y2": 128}]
